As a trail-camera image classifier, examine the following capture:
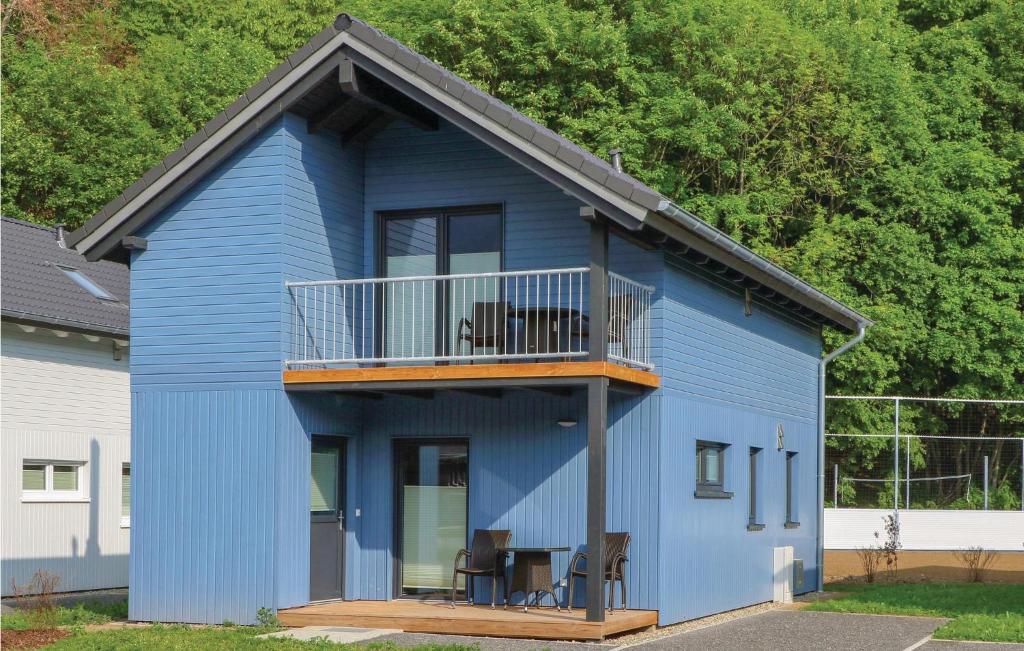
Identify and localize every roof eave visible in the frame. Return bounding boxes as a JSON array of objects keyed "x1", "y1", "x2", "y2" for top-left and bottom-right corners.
[
  {"x1": 645, "y1": 204, "x2": 873, "y2": 333},
  {"x1": 2, "y1": 311, "x2": 130, "y2": 339}
]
